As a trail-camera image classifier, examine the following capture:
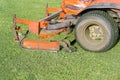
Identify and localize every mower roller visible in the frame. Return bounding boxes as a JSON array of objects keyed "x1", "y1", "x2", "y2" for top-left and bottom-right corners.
[{"x1": 13, "y1": 0, "x2": 120, "y2": 52}]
